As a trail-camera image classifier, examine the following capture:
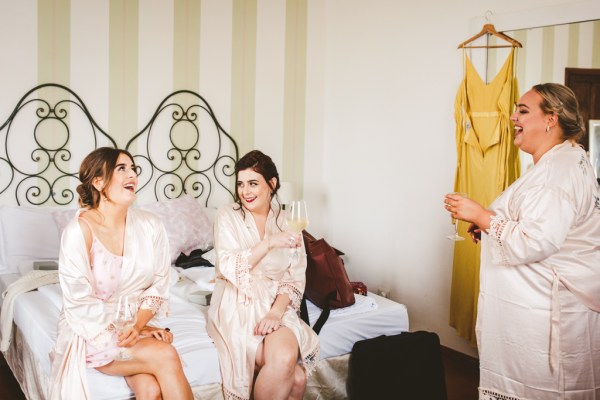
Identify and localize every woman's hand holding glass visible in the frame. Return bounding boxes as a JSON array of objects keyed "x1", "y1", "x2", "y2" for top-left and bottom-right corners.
[
  {"x1": 444, "y1": 193, "x2": 489, "y2": 243},
  {"x1": 267, "y1": 231, "x2": 302, "y2": 249},
  {"x1": 114, "y1": 295, "x2": 138, "y2": 361},
  {"x1": 285, "y1": 200, "x2": 309, "y2": 261},
  {"x1": 444, "y1": 192, "x2": 468, "y2": 241}
]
